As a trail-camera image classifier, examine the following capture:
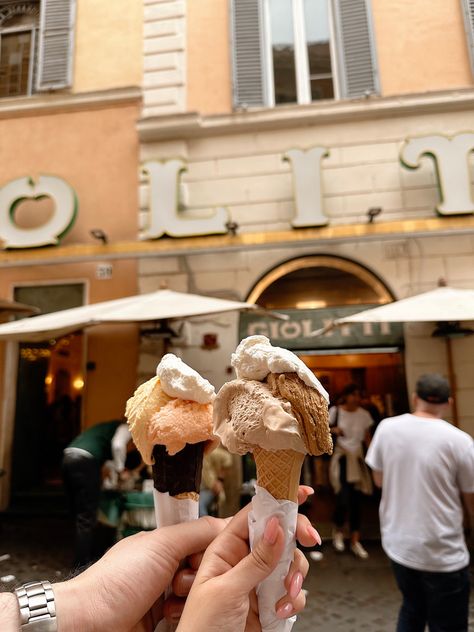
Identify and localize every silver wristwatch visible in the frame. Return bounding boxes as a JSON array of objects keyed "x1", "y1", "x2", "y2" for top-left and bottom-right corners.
[{"x1": 15, "y1": 581, "x2": 57, "y2": 631}]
